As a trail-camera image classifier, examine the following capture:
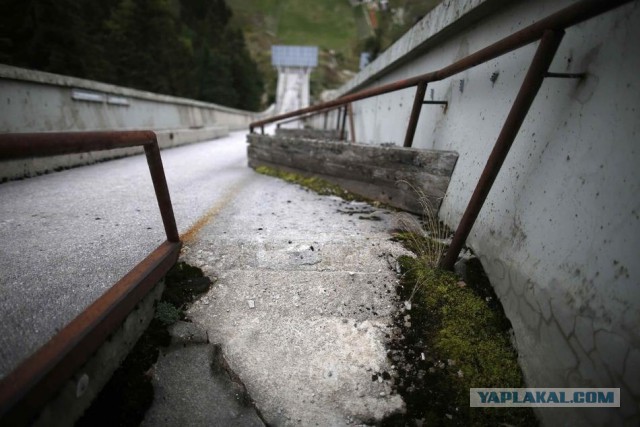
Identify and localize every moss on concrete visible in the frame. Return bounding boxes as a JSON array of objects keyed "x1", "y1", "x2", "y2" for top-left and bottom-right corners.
[
  {"x1": 255, "y1": 165, "x2": 367, "y2": 202},
  {"x1": 390, "y1": 237, "x2": 537, "y2": 426},
  {"x1": 77, "y1": 262, "x2": 212, "y2": 427},
  {"x1": 154, "y1": 301, "x2": 181, "y2": 326}
]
